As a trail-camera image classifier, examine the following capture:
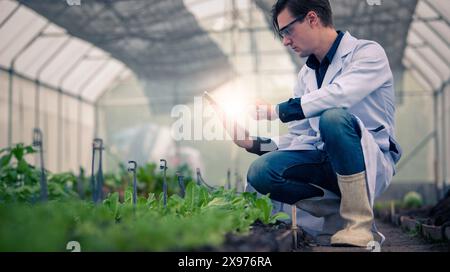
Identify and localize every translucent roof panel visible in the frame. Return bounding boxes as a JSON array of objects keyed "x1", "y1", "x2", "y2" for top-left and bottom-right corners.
[
  {"x1": 81, "y1": 60, "x2": 126, "y2": 103},
  {"x1": 426, "y1": 0, "x2": 450, "y2": 22},
  {"x1": 61, "y1": 50, "x2": 110, "y2": 95},
  {"x1": 0, "y1": 0, "x2": 19, "y2": 20},
  {"x1": 187, "y1": 0, "x2": 297, "y2": 83},
  {"x1": 16, "y1": 36, "x2": 68, "y2": 78},
  {"x1": 403, "y1": 58, "x2": 434, "y2": 91},
  {"x1": 39, "y1": 39, "x2": 92, "y2": 86},
  {"x1": 404, "y1": 48, "x2": 443, "y2": 90},
  {"x1": 11, "y1": 0, "x2": 449, "y2": 108},
  {"x1": 0, "y1": 4, "x2": 47, "y2": 66},
  {"x1": 20, "y1": 0, "x2": 235, "y2": 113},
  {"x1": 404, "y1": 0, "x2": 450, "y2": 92},
  {"x1": 0, "y1": 0, "x2": 132, "y2": 103}
]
